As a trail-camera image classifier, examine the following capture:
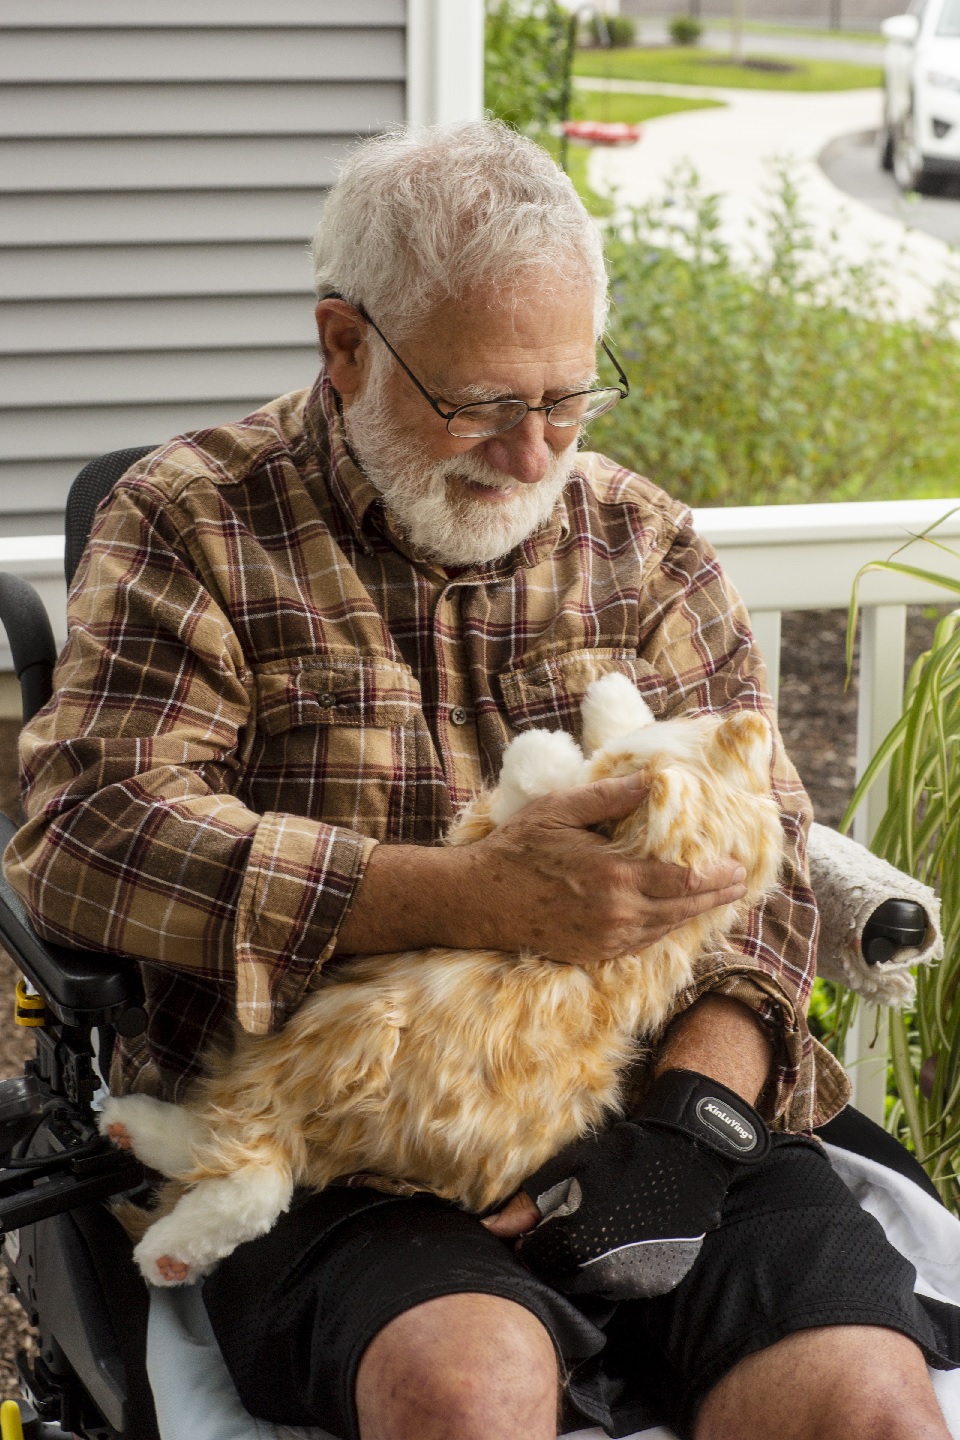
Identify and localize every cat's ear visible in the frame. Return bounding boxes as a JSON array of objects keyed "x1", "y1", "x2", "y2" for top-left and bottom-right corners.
[
  {"x1": 581, "y1": 673, "x2": 655, "y2": 756},
  {"x1": 709, "y1": 711, "x2": 772, "y2": 791}
]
